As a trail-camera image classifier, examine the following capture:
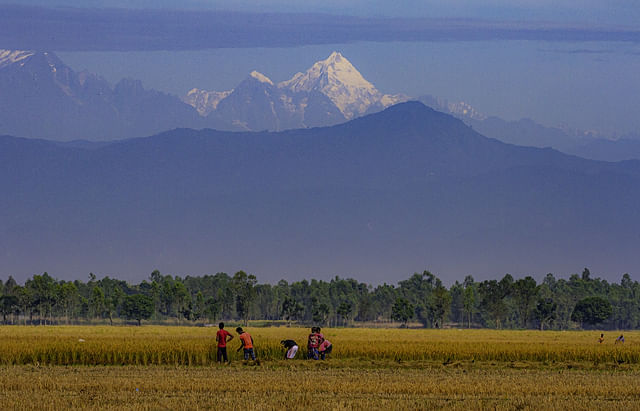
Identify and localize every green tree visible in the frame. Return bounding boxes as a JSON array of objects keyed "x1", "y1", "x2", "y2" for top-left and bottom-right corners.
[
  {"x1": 173, "y1": 281, "x2": 192, "y2": 321},
  {"x1": 513, "y1": 276, "x2": 539, "y2": 328},
  {"x1": 58, "y1": 282, "x2": 79, "y2": 324},
  {"x1": 571, "y1": 296, "x2": 613, "y2": 328},
  {"x1": 478, "y1": 274, "x2": 515, "y2": 329},
  {"x1": 192, "y1": 291, "x2": 206, "y2": 322},
  {"x1": 26, "y1": 273, "x2": 56, "y2": 325},
  {"x1": 104, "y1": 287, "x2": 125, "y2": 326},
  {"x1": 233, "y1": 271, "x2": 257, "y2": 326},
  {"x1": 312, "y1": 302, "x2": 330, "y2": 325},
  {"x1": 282, "y1": 297, "x2": 304, "y2": 326},
  {"x1": 0, "y1": 295, "x2": 18, "y2": 324},
  {"x1": 391, "y1": 297, "x2": 414, "y2": 327},
  {"x1": 204, "y1": 296, "x2": 221, "y2": 323},
  {"x1": 337, "y1": 301, "x2": 353, "y2": 326},
  {"x1": 122, "y1": 294, "x2": 154, "y2": 326},
  {"x1": 89, "y1": 286, "x2": 105, "y2": 320},
  {"x1": 431, "y1": 280, "x2": 451, "y2": 328},
  {"x1": 463, "y1": 278, "x2": 476, "y2": 328},
  {"x1": 534, "y1": 298, "x2": 557, "y2": 330}
]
